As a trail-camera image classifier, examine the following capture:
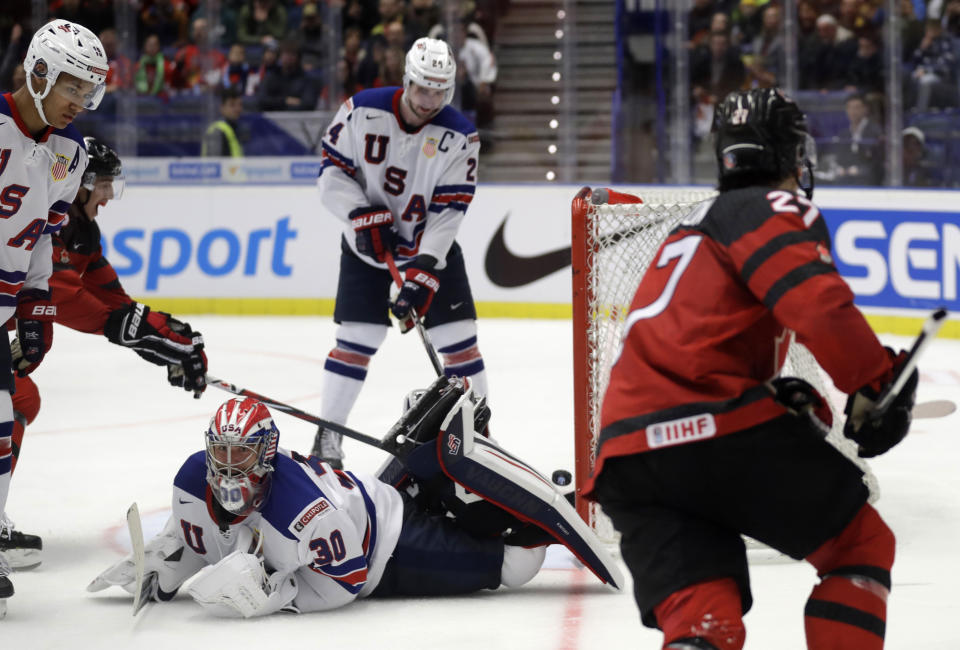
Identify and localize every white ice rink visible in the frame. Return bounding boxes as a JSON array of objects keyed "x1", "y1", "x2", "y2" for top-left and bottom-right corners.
[{"x1": 2, "y1": 316, "x2": 958, "y2": 649}]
